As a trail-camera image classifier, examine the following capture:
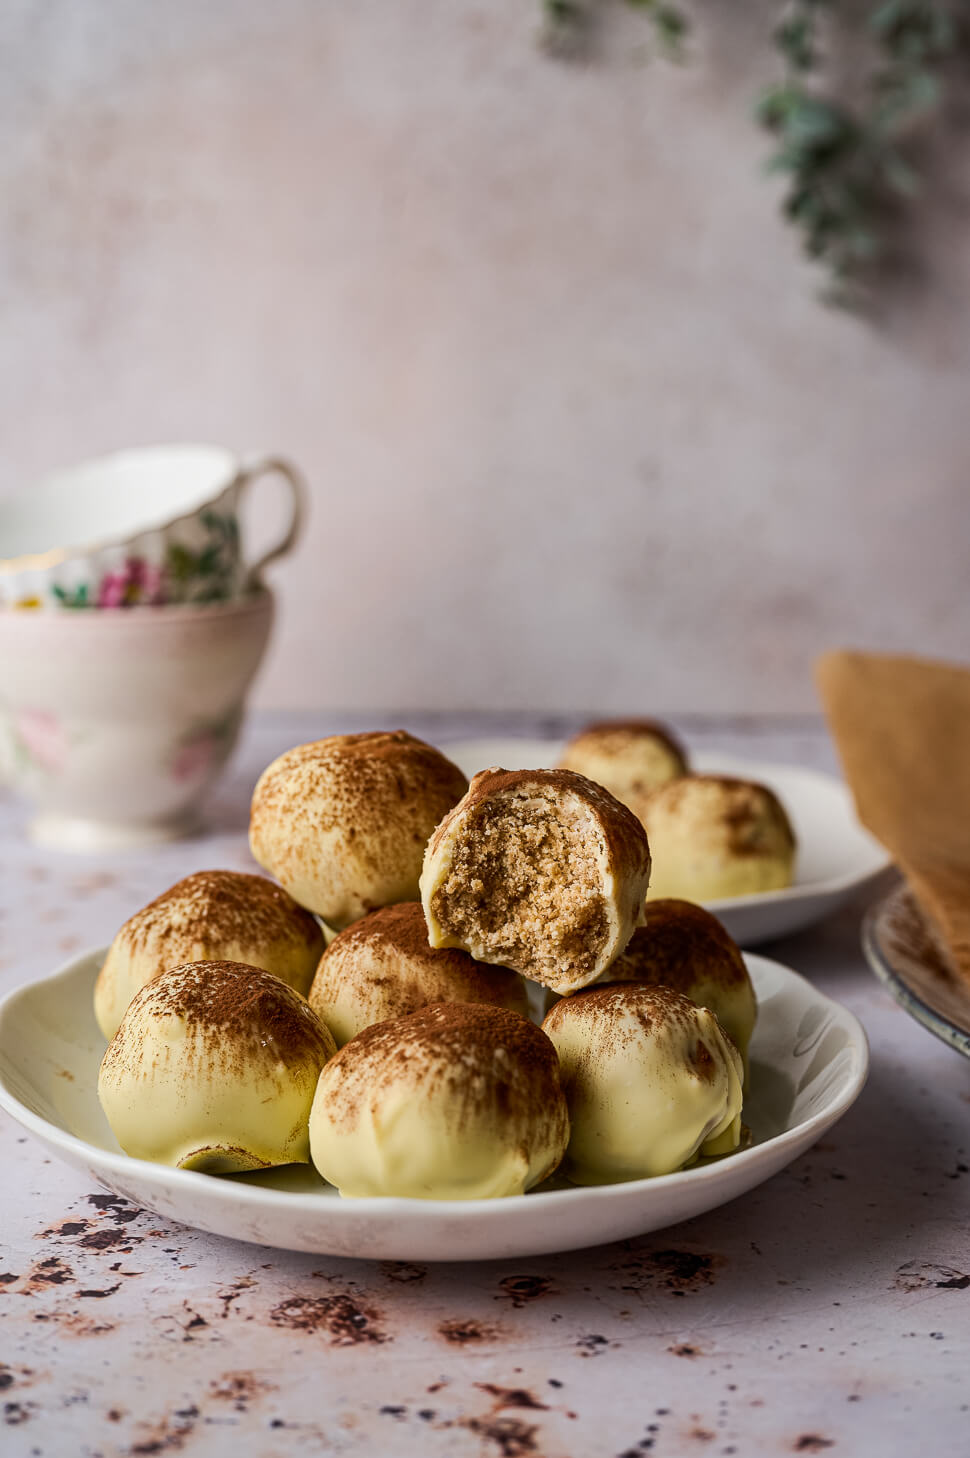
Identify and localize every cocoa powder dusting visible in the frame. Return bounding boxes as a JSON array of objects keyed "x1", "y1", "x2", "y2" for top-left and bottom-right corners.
[
  {"x1": 885, "y1": 888, "x2": 960, "y2": 984},
  {"x1": 318, "y1": 1003, "x2": 562, "y2": 1135},
  {"x1": 564, "y1": 718, "x2": 687, "y2": 765},
  {"x1": 105, "y1": 962, "x2": 332, "y2": 1072},
  {"x1": 251, "y1": 732, "x2": 468, "y2": 853},
  {"x1": 323, "y1": 902, "x2": 479, "y2": 968},
  {"x1": 614, "y1": 899, "x2": 748, "y2": 993},
  {"x1": 648, "y1": 776, "x2": 795, "y2": 858},
  {"x1": 110, "y1": 870, "x2": 323, "y2": 969},
  {"x1": 543, "y1": 981, "x2": 715, "y2": 1057},
  {"x1": 269, "y1": 1294, "x2": 388, "y2": 1345},
  {"x1": 313, "y1": 902, "x2": 525, "y2": 1005}
]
